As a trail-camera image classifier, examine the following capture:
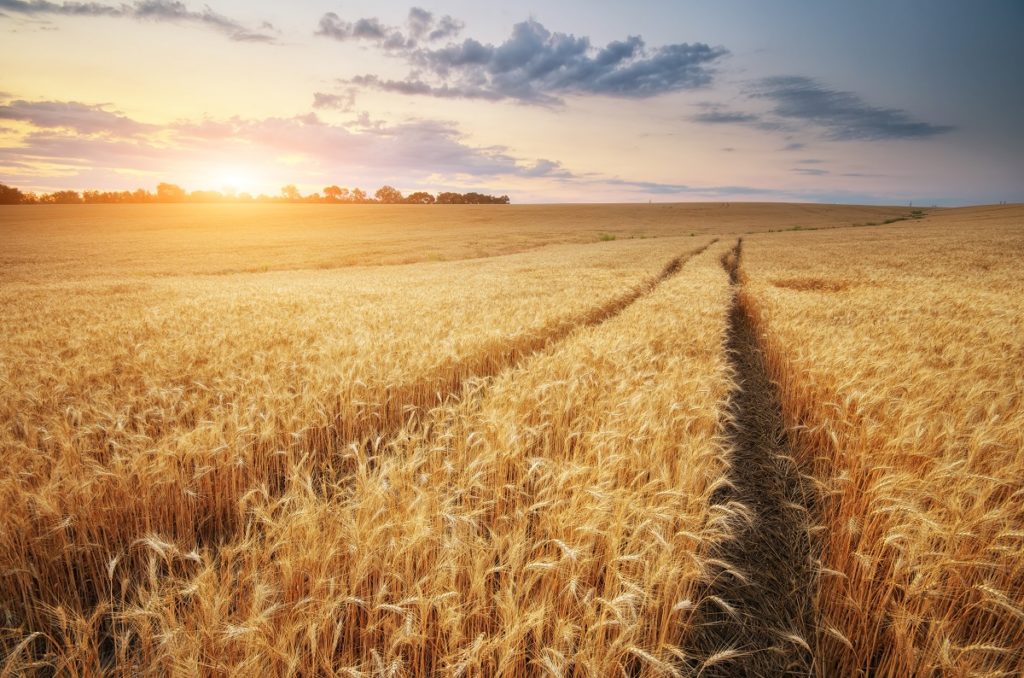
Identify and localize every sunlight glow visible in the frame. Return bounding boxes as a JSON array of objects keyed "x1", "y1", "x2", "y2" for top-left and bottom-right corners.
[{"x1": 212, "y1": 168, "x2": 257, "y2": 195}]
